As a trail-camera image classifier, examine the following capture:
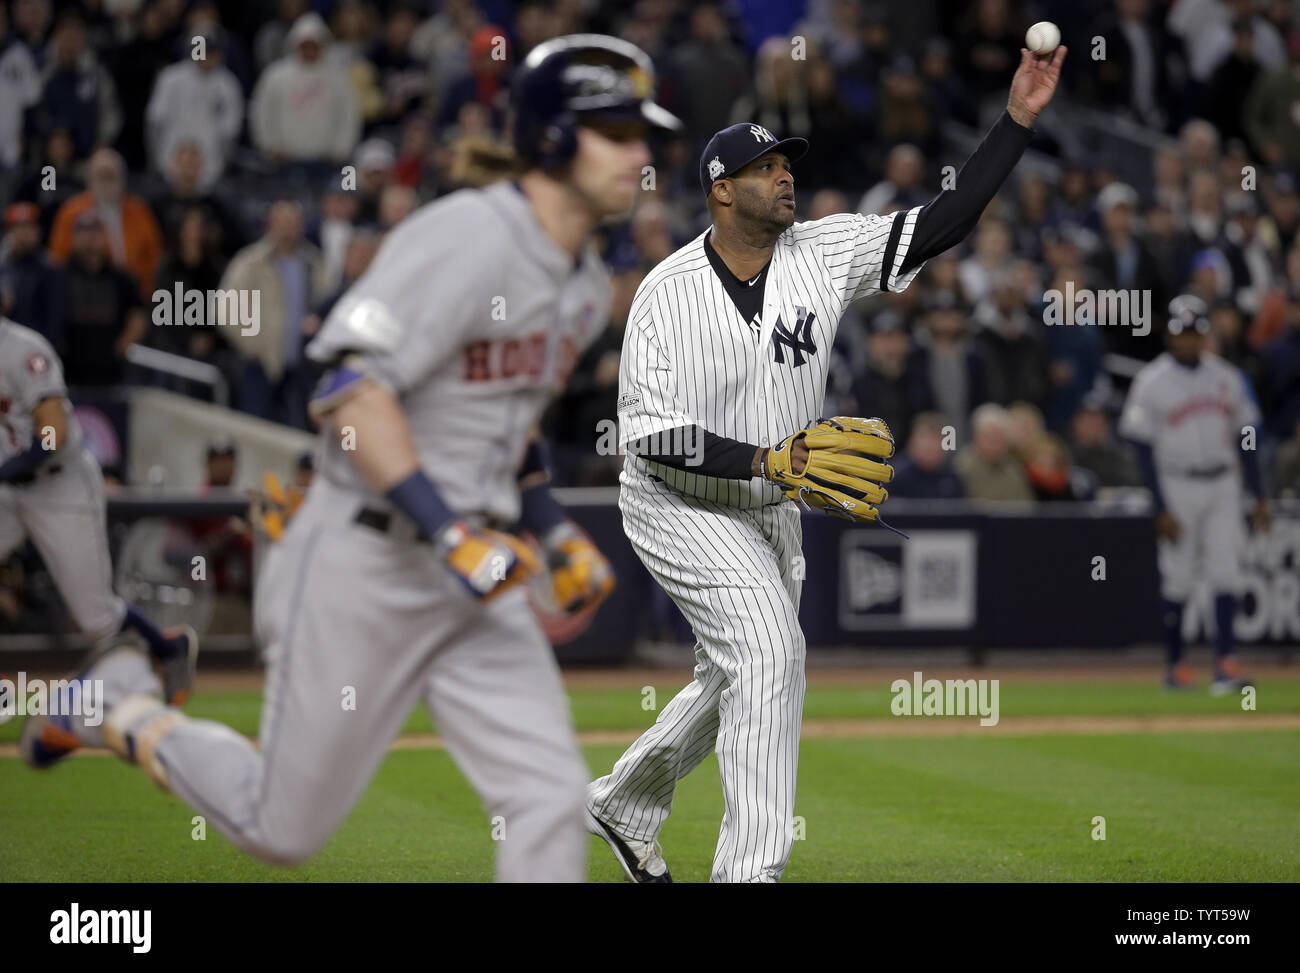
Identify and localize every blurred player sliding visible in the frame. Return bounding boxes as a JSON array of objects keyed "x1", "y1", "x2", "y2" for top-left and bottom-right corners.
[
  {"x1": 1120, "y1": 296, "x2": 1269, "y2": 694},
  {"x1": 586, "y1": 47, "x2": 1065, "y2": 882},
  {"x1": 26, "y1": 35, "x2": 675, "y2": 881}
]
